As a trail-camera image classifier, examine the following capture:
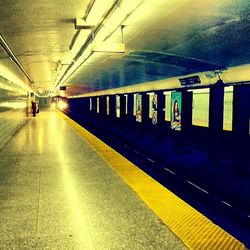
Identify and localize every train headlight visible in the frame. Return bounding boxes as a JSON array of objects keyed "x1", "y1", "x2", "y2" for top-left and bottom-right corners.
[
  {"x1": 58, "y1": 100, "x2": 68, "y2": 110},
  {"x1": 51, "y1": 102, "x2": 56, "y2": 108}
]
